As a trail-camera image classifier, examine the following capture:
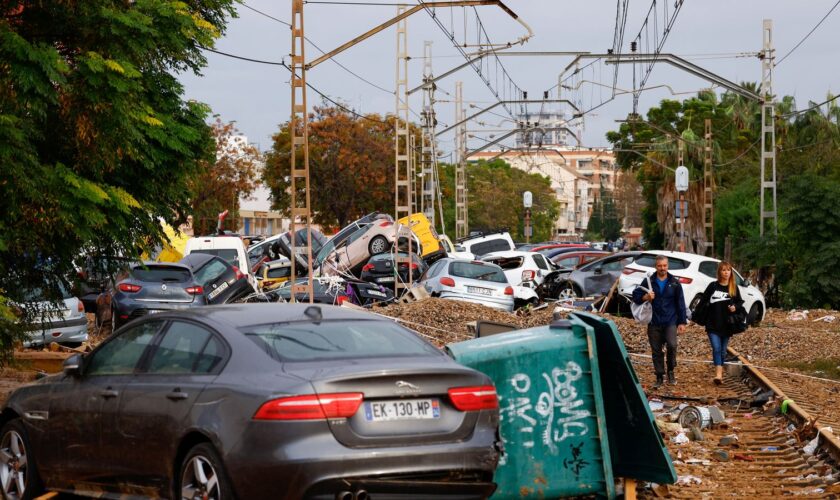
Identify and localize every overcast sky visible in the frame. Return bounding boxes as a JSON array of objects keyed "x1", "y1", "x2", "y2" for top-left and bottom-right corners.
[{"x1": 180, "y1": 1, "x2": 840, "y2": 153}]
